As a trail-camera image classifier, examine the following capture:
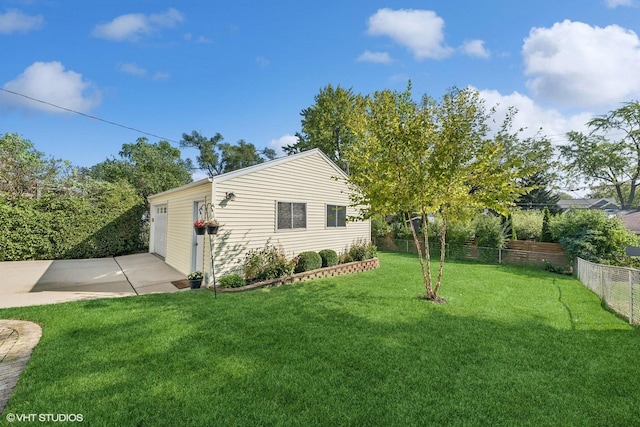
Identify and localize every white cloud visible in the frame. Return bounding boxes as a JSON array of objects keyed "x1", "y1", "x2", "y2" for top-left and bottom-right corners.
[
  {"x1": 256, "y1": 56, "x2": 270, "y2": 68},
  {"x1": 92, "y1": 8, "x2": 184, "y2": 42},
  {"x1": 118, "y1": 62, "x2": 169, "y2": 80},
  {"x1": 0, "y1": 9, "x2": 44, "y2": 34},
  {"x1": 118, "y1": 62, "x2": 147, "y2": 76},
  {"x1": 356, "y1": 50, "x2": 393, "y2": 64},
  {"x1": 522, "y1": 20, "x2": 640, "y2": 108},
  {"x1": 461, "y1": 40, "x2": 490, "y2": 59},
  {"x1": 269, "y1": 134, "x2": 297, "y2": 156},
  {"x1": 604, "y1": 0, "x2": 634, "y2": 8},
  {"x1": 184, "y1": 33, "x2": 214, "y2": 44},
  {"x1": 476, "y1": 88, "x2": 592, "y2": 140},
  {"x1": 1, "y1": 61, "x2": 100, "y2": 113},
  {"x1": 152, "y1": 71, "x2": 170, "y2": 80},
  {"x1": 366, "y1": 8, "x2": 453, "y2": 60}
]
